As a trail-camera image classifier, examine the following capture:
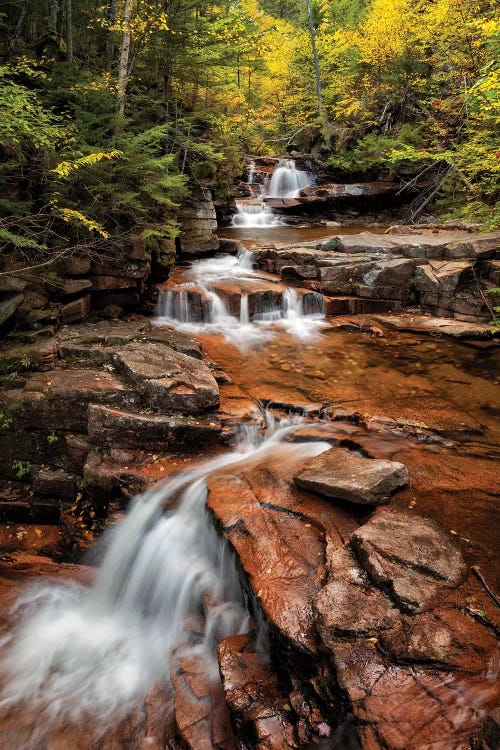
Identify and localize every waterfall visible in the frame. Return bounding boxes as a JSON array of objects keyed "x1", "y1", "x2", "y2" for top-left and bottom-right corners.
[
  {"x1": 231, "y1": 160, "x2": 313, "y2": 226},
  {"x1": 247, "y1": 160, "x2": 255, "y2": 185},
  {"x1": 240, "y1": 294, "x2": 249, "y2": 324},
  {"x1": 0, "y1": 421, "x2": 329, "y2": 737},
  {"x1": 266, "y1": 160, "x2": 312, "y2": 199},
  {"x1": 231, "y1": 201, "x2": 283, "y2": 228}
]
